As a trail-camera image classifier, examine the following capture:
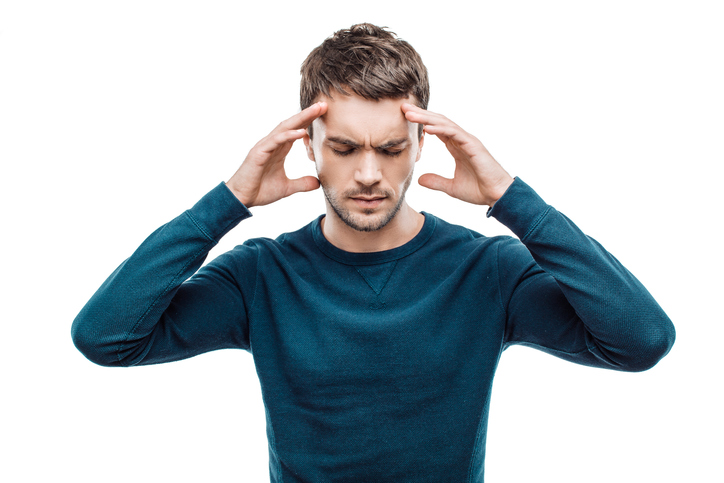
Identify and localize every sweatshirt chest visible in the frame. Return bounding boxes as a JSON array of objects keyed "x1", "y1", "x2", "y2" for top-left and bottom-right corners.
[{"x1": 247, "y1": 255, "x2": 505, "y2": 392}]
